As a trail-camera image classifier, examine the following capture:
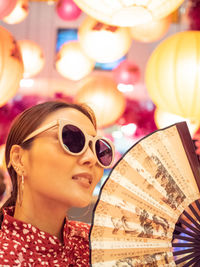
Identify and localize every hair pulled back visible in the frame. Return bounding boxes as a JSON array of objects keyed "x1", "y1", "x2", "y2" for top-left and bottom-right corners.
[{"x1": 0, "y1": 100, "x2": 96, "y2": 227}]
